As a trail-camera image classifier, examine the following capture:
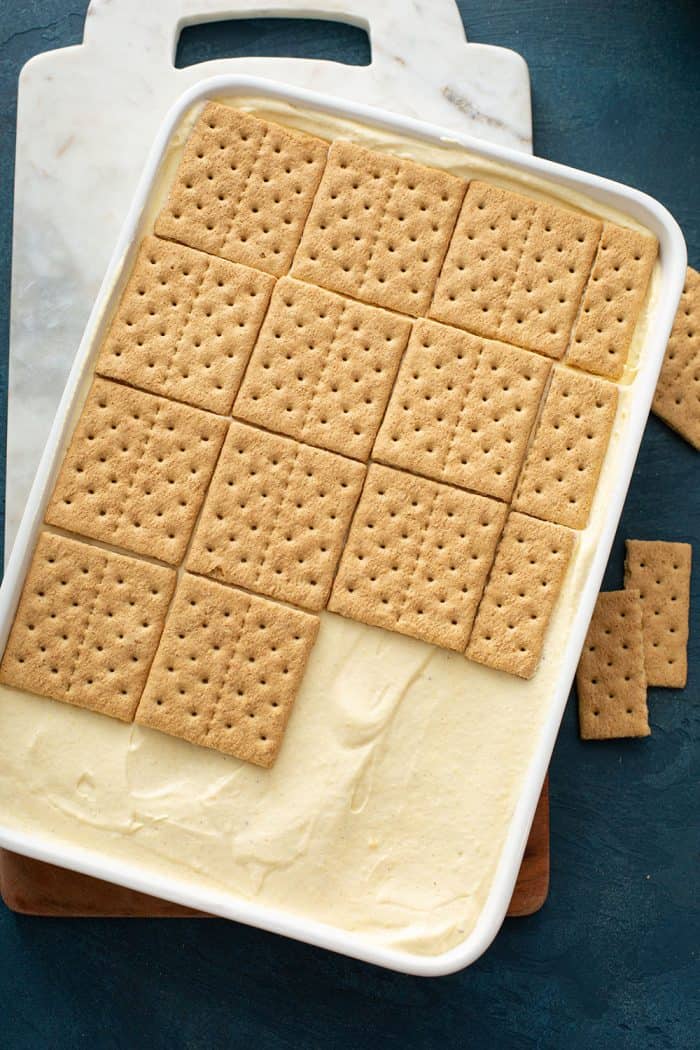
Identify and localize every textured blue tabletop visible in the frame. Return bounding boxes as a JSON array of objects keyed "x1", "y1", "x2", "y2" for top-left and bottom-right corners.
[{"x1": 0, "y1": 3, "x2": 698, "y2": 1048}]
